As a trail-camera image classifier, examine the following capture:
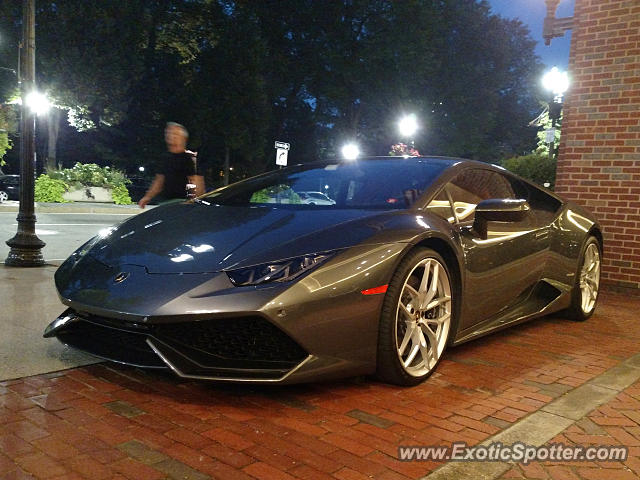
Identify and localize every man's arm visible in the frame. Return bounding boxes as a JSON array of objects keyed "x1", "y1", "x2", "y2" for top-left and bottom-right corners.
[{"x1": 138, "y1": 174, "x2": 165, "y2": 209}]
